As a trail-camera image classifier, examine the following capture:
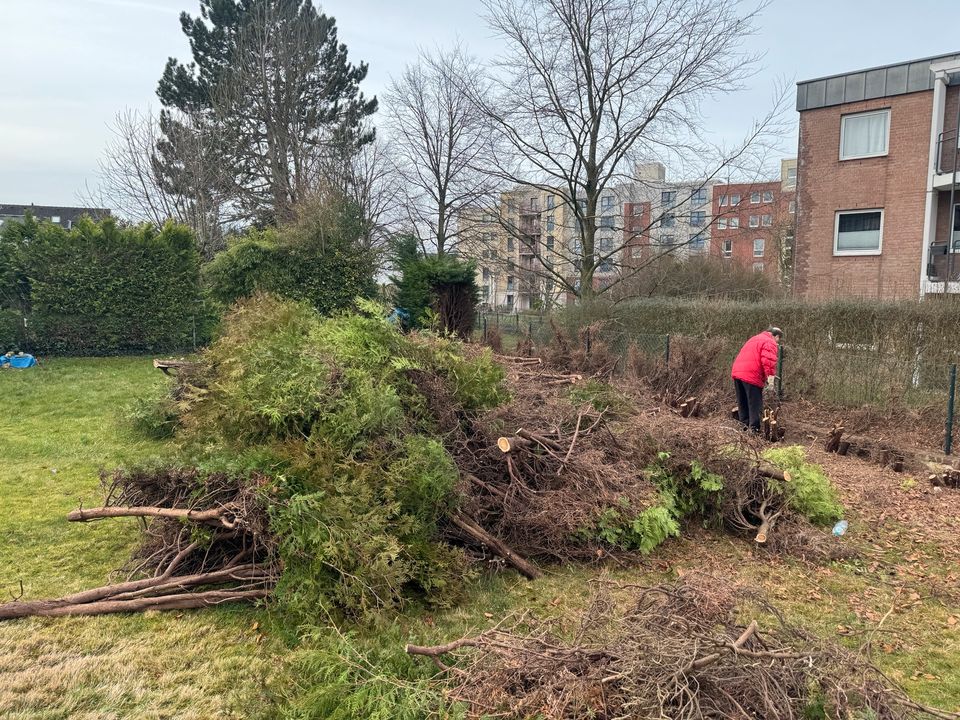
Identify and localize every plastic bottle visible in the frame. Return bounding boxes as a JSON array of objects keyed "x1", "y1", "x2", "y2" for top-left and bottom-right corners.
[{"x1": 832, "y1": 520, "x2": 848, "y2": 537}]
